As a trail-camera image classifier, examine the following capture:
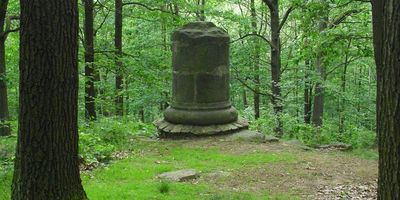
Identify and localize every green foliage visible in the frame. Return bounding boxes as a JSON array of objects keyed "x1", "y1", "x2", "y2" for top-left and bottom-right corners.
[
  {"x1": 79, "y1": 118, "x2": 156, "y2": 164},
  {"x1": 0, "y1": 136, "x2": 16, "y2": 200},
  {"x1": 158, "y1": 181, "x2": 171, "y2": 194}
]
